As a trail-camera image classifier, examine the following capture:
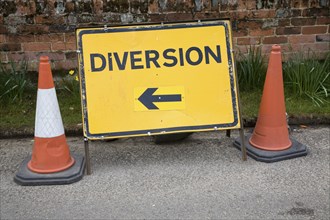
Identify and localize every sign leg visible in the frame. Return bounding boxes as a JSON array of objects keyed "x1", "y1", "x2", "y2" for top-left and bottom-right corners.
[
  {"x1": 239, "y1": 128, "x2": 247, "y2": 161},
  {"x1": 226, "y1": 130, "x2": 231, "y2": 137},
  {"x1": 84, "y1": 138, "x2": 92, "y2": 175}
]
